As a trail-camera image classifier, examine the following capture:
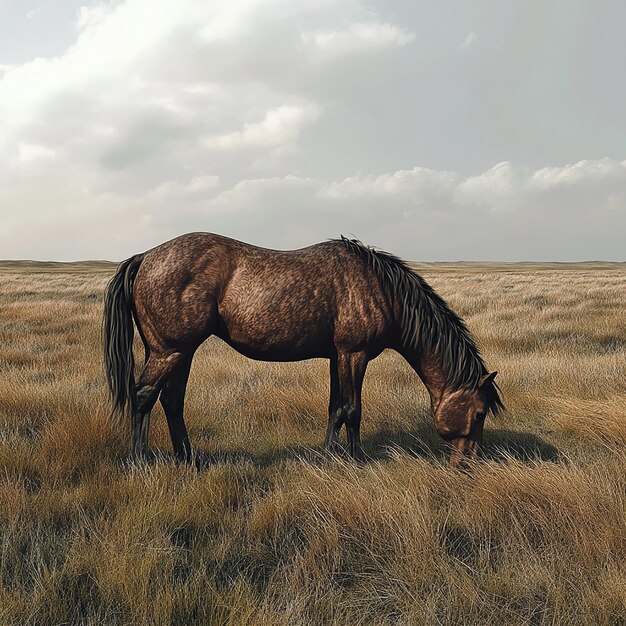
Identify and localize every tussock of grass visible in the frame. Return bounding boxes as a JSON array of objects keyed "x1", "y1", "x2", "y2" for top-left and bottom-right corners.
[{"x1": 0, "y1": 266, "x2": 625, "y2": 624}]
